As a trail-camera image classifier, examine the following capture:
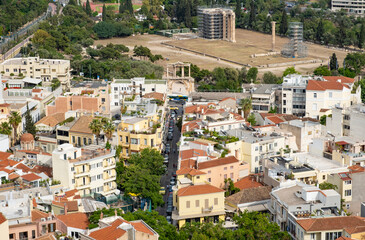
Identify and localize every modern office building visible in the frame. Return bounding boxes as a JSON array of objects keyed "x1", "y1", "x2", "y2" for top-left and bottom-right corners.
[
  {"x1": 198, "y1": 7, "x2": 236, "y2": 42},
  {"x1": 332, "y1": 0, "x2": 365, "y2": 14}
]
